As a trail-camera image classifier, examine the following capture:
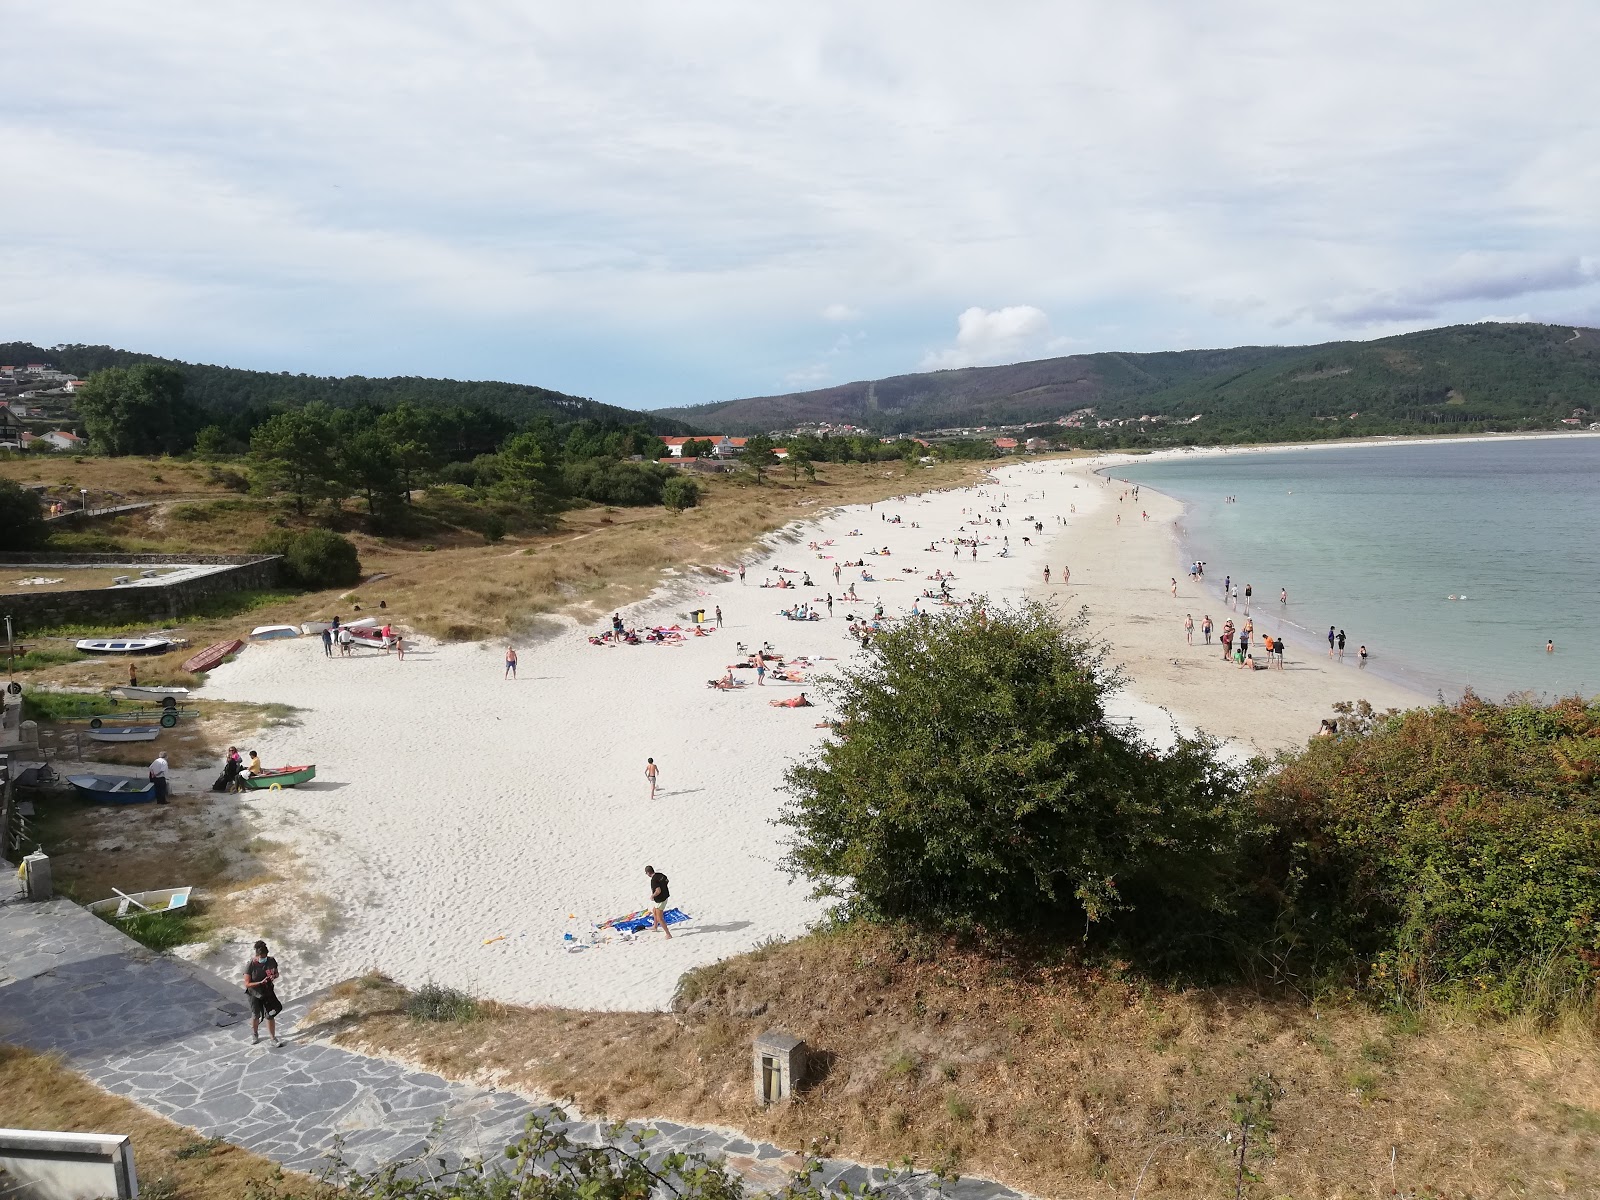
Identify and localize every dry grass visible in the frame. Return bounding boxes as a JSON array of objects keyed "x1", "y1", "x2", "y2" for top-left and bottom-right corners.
[
  {"x1": 0, "y1": 455, "x2": 229, "y2": 501},
  {"x1": 5, "y1": 459, "x2": 996, "y2": 668},
  {"x1": 310, "y1": 926, "x2": 1600, "y2": 1199},
  {"x1": 0, "y1": 1045, "x2": 305, "y2": 1200},
  {"x1": 23, "y1": 780, "x2": 269, "y2": 906}
]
